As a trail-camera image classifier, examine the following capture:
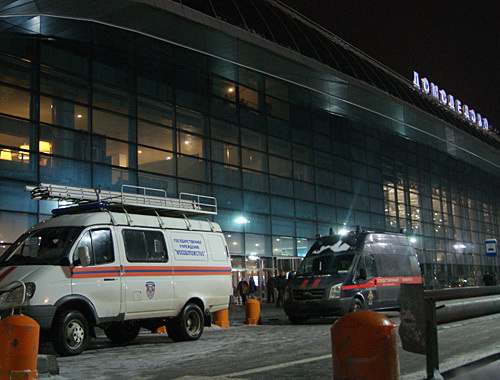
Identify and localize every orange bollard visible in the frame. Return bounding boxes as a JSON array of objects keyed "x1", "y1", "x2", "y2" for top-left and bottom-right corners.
[
  {"x1": 213, "y1": 309, "x2": 229, "y2": 328},
  {"x1": 331, "y1": 310, "x2": 399, "y2": 380},
  {"x1": 0, "y1": 314, "x2": 40, "y2": 380},
  {"x1": 244, "y1": 299, "x2": 261, "y2": 325}
]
